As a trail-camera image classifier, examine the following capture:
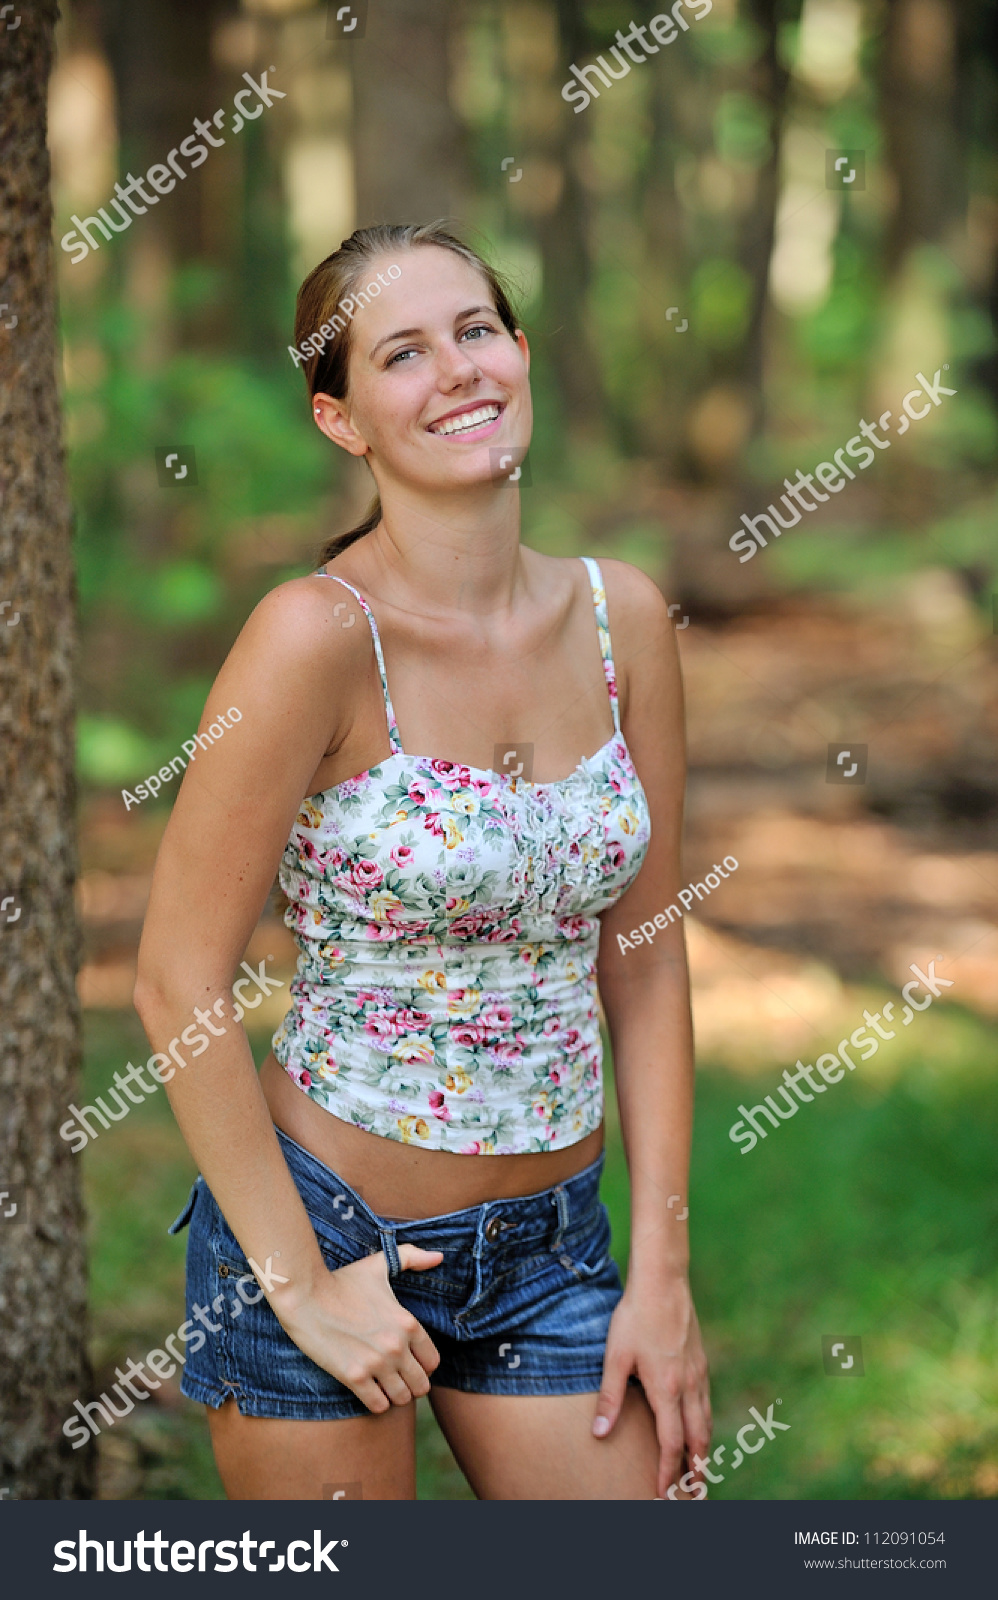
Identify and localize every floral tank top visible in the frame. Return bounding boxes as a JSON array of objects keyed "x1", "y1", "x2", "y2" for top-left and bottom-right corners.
[{"x1": 272, "y1": 557, "x2": 651, "y2": 1154}]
